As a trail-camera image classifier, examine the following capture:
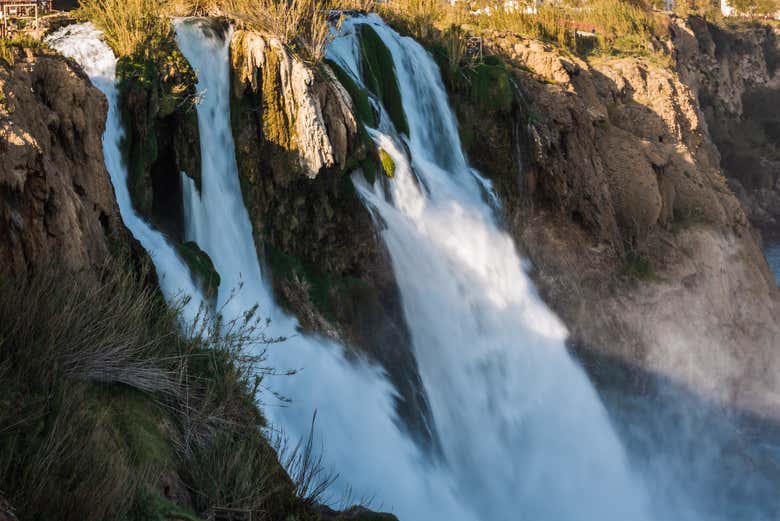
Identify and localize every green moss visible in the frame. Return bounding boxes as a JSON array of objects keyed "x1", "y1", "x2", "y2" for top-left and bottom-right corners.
[
  {"x1": 622, "y1": 250, "x2": 656, "y2": 281},
  {"x1": 262, "y1": 46, "x2": 296, "y2": 151},
  {"x1": 265, "y1": 242, "x2": 375, "y2": 324},
  {"x1": 266, "y1": 242, "x2": 334, "y2": 318},
  {"x1": 176, "y1": 241, "x2": 221, "y2": 299},
  {"x1": 379, "y1": 148, "x2": 396, "y2": 178},
  {"x1": 466, "y1": 57, "x2": 514, "y2": 115},
  {"x1": 358, "y1": 25, "x2": 409, "y2": 135},
  {"x1": 327, "y1": 59, "x2": 377, "y2": 127},
  {"x1": 125, "y1": 488, "x2": 204, "y2": 521}
]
